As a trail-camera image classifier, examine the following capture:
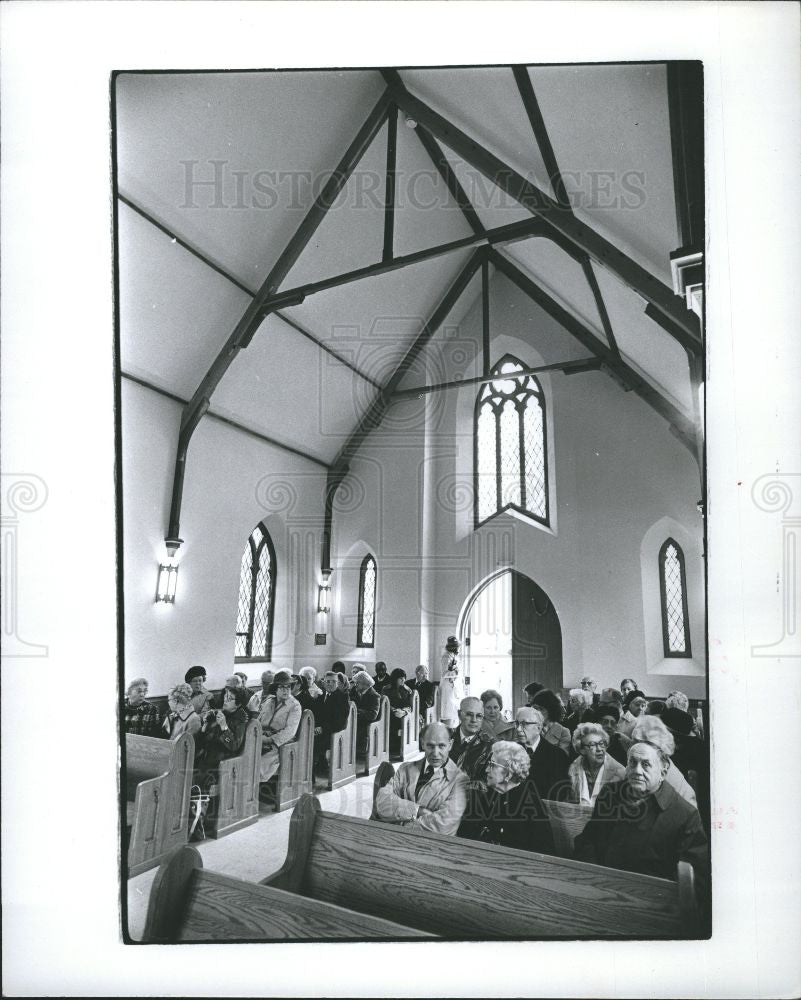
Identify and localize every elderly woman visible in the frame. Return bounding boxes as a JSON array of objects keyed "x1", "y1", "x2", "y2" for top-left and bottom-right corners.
[
  {"x1": 162, "y1": 683, "x2": 201, "y2": 740},
  {"x1": 193, "y1": 681, "x2": 250, "y2": 795},
  {"x1": 568, "y1": 722, "x2": 625, "y2": 805},
  {"x1": 123, "y1": 677, "x2": 162, "y2": 736},
  {"x1": 184, "y1": 665, "x2": 213, "y2": 716},
  {"x1": 386, "y1": 667, "x2": 413, "y2": 757},
  {"x1": 531, "y1": 689, "x2": 572, "y2": 754},
  {"x1": 563, "y1": 688, "x2": 594, "y2": 734},
  {"x1": 480, "y1": 689, "x2": 515, "y2": 739},
  {"x1": 666, "y1": 690, "x2": 690, "y2": 712},
  {"x1": 407, "y1": 664, "x2": 436, "y2": 714},
  {"x1": 458, "y1": 741, "x2": 555, "y2": 855},
  {"x1": 257, "y1": 670, "x2": 302, "y2": 784},
  {"x1": 617, "y1": 689, "x2": 648, "y2": 737}
]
